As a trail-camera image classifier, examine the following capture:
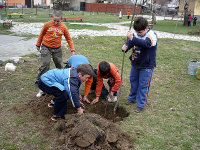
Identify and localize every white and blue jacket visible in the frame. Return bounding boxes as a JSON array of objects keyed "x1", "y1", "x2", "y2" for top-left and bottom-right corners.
[
  {"x1": 125, "y1": 29, "x2": 157, "y2": 68},
  {"x1": 41, "y1": 68, "x2": 81, "y2": 108}
]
